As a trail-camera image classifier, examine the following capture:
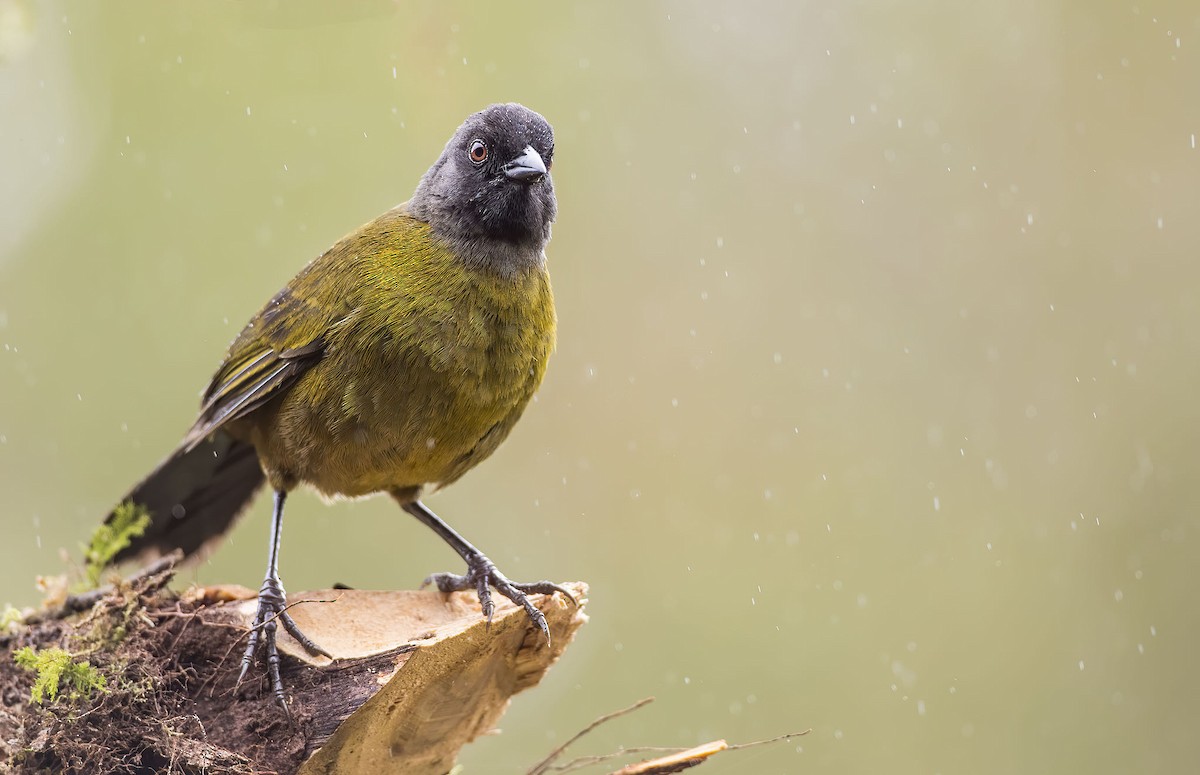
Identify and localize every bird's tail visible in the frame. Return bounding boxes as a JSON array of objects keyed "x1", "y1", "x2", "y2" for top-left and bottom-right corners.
[{"x1": 107, "y1": 430, "x2": 265, "y2": 565}]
